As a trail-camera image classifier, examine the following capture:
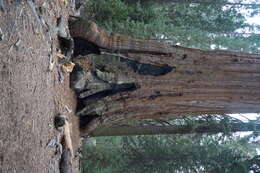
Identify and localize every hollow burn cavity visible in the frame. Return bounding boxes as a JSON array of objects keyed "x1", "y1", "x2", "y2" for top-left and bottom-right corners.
[
  {"x1": 79, "y1": 114, "x2": 99, "y2": 127},
  {"x1": 69, "y1": 37, "x2": 174, "y2": 76},
  {"x1": 58, "y1": 36, "x2": 74, "y2": 58},
  {"x1": 81, "y1": 83, "x2": 137, "y2": 100},
  {"x1": 120, "y1": 58, "x2": 174, "y2": 76},
  {"x1": 75, "y1": 83, "x2": 137, "y2": 115},
  {"x1": 92, "y1": 54, "x2": 175, "y2": 76},
  {"x1": 73, "y1": 37, "x2": 101, "y2": 57}
]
